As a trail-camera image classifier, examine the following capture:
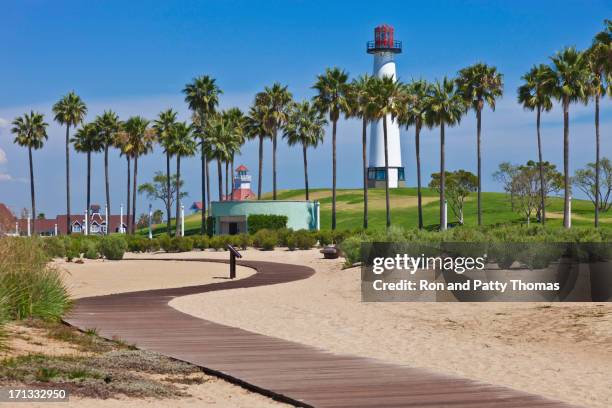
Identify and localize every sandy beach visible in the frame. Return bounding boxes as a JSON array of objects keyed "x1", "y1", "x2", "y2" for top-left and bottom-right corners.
[{"x1": 161, "y1": 249, "x2": 612, "y2": 408}]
